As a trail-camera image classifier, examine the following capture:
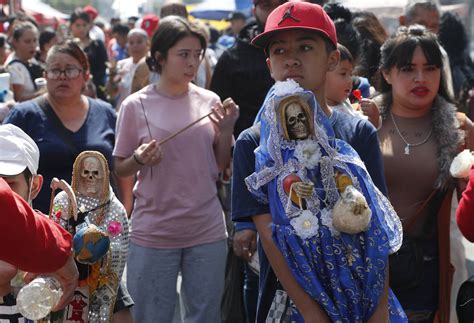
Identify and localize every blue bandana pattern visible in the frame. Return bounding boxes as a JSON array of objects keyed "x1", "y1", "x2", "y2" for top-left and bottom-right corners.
[{"x1": 246, "y1": 81, "x2": 407, "y2": 322}]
